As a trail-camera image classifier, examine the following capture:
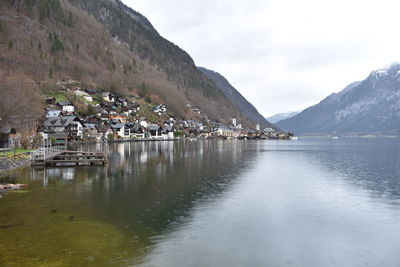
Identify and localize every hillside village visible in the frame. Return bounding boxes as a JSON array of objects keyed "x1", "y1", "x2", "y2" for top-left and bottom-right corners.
[{"x1": 0, "y1": 80, "x2": 288, "y2": 149}]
